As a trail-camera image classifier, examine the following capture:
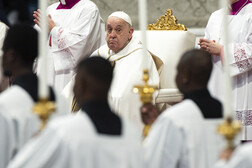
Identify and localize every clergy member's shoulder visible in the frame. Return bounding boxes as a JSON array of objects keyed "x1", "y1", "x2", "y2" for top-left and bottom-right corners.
[
  {"x1": 0, "y1": 86, "x2": 33, "y2": 109},
  {"x1": 158, "y1": 99, "x2": 200, "y2": 121},
  {"x1": 46, "y1": 112, "x2": 94, "y2": 135}
]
